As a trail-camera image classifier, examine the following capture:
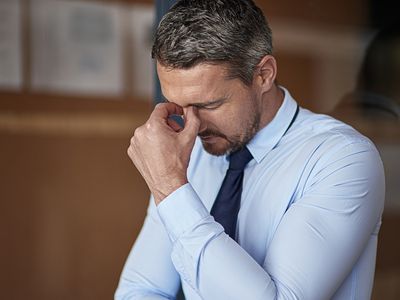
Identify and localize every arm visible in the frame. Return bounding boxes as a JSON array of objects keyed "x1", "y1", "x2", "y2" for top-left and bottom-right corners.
[
  {"x1": 114, "y1": 197, "x2": 180, "y2": 300},
  {"x1": 156, "y1": 141, "x2": 384, "y2": 299},
  {"x1": 116, "y1": 102, "x2": 199, "y2": 299}
]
